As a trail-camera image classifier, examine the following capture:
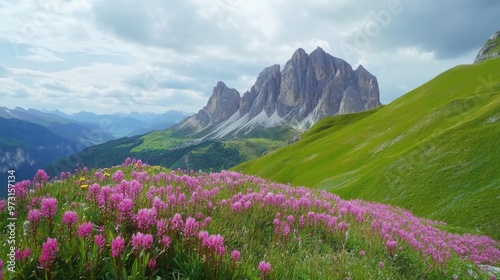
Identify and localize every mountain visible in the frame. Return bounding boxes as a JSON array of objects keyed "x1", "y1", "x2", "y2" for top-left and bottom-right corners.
[
  {"x1": 50, "y1": 47, "x2": 380, "y2": 173},
  {"x1": 173, "y1": 47, "x2": 380, "y2": 140},
  {"x1": 474, "y1": 31, "x2": 500, "y2": 63},
  {"x1": 51, "y1": 110, "x2": 191, "y2": 138},
  {"x1": 0, "y1": 118, "x2": 77, "y2": 198},
  {"x1": 0, "y1": 107, "x2": 115, "y2": 145},
  {"x1": 234, "y1": 57, "x2": 500, "y2": 239}
]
